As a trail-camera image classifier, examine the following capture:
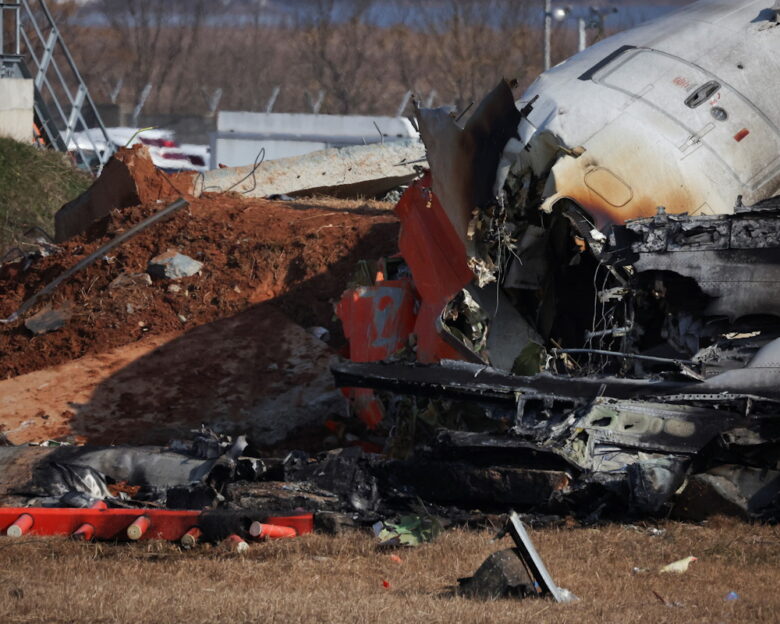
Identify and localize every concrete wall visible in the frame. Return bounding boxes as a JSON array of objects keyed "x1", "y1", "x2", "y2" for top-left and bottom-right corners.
[
  {"x1": 211, "y1": 111, "x2": 419, "y2": 168},
  {"x1": 213, "y1": 138, "x2": 327, "y2": 168},
  {"x1": 0, "y1": 78, "x2": 33, "y2": 142}
]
